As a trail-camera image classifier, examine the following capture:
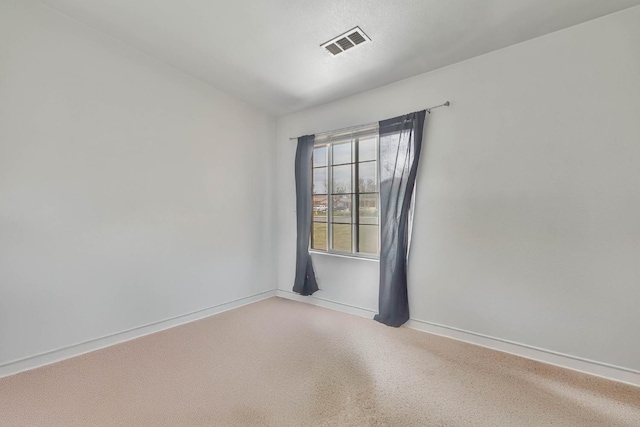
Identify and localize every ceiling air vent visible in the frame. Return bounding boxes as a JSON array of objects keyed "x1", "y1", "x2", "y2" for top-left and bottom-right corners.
[{"x1": 321, "y1": 27, "x2": 370, "y2": 56}]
